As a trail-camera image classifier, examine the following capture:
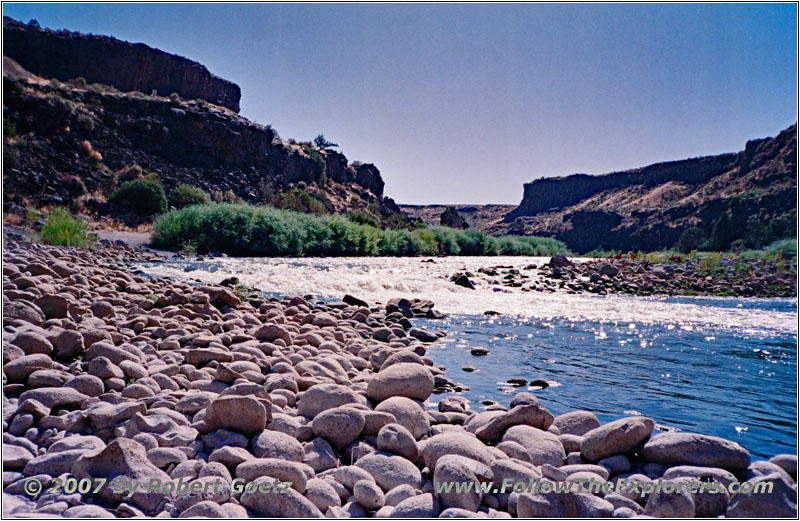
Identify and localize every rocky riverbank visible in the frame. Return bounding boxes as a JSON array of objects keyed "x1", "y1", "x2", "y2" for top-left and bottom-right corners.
[
  {"x1": 3, "y1": 239, "x2": 797, "y2": 518},
  {"x1": 451, "y1": 254, "x2": 797, "y2": 298}
]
